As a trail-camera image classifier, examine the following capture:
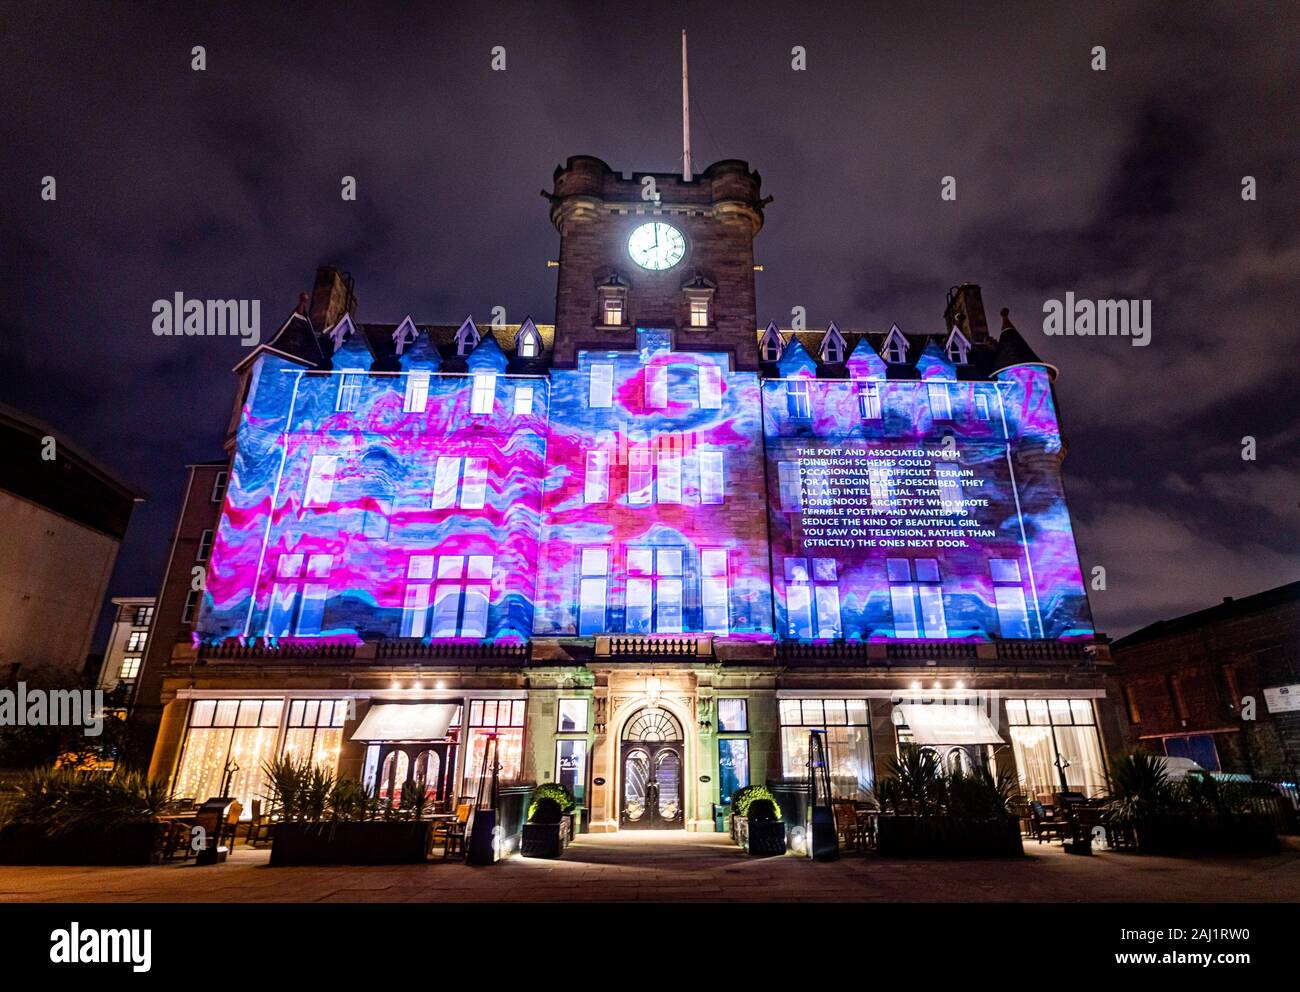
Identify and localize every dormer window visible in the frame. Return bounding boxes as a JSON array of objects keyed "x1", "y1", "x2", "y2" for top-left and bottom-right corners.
[
  {"x1": 882, "y1": 325, "x2": 909, "y2": 364},
  {"x1": 454, "y1": 317, "x2": 480, "y2": 357},
  {"x1": 819, "y1": 323, "x2": 847, "y2": 364},
  {"x1": 945, "y1": 327, "x2": 971, "y2": 365},
  {"x1": 516, "y1": 320, "x2": 542, "y2": 358},
  {"x1": 759, "y1": 322, "x2": 784, "y2": 362}
]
